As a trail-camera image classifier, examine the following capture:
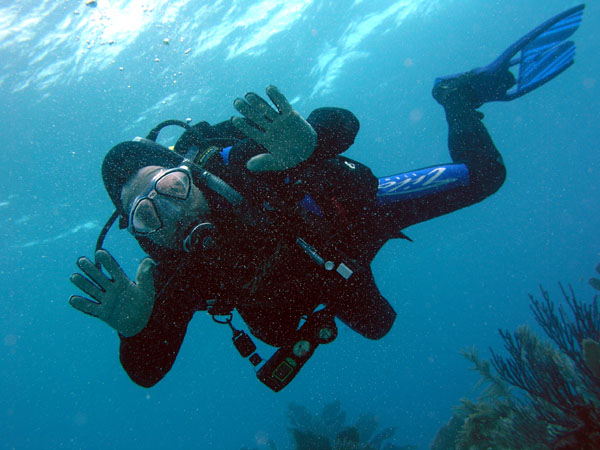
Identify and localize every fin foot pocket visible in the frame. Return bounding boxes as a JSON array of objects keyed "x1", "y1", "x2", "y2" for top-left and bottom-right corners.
[{"x1": 433, "y1": 4, "x2": 585, "y2": 104}]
